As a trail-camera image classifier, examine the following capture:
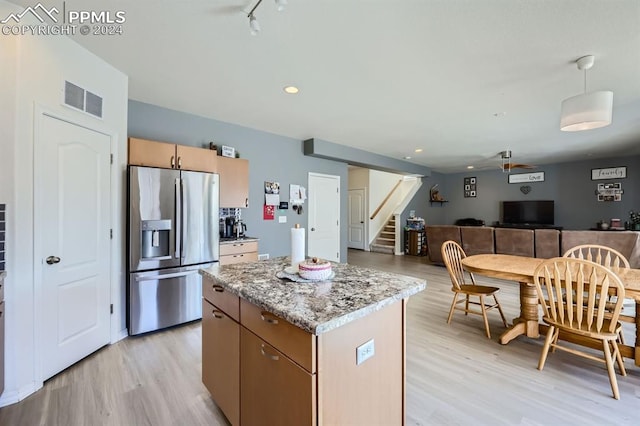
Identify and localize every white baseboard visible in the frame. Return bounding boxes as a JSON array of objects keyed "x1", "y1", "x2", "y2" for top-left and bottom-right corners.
[
  {"x1": 0, "y1": 381, "x2": 43, "y2": 408},
  {"x1": 112, "y1": 327, "x2": 128, "y2": 343}
]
